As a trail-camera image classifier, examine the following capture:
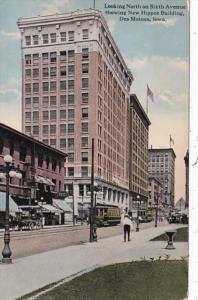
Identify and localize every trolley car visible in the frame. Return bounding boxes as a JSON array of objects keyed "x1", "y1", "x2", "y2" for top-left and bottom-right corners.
[{"x1": 95, "y1": 204, "x2": 121, "y2": 226}]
